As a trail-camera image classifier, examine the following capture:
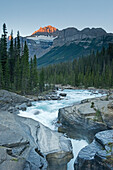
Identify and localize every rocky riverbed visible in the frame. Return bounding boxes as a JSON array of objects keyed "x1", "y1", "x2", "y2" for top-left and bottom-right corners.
[
  {"x1": 0, "y1": 89, "x2": 113, "y2": 170},
  {"x1": 0, "y1": 90, "x2": 73, "y2": 170}
]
